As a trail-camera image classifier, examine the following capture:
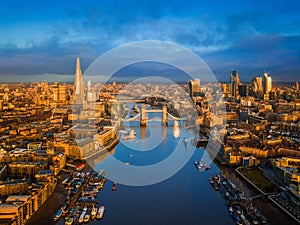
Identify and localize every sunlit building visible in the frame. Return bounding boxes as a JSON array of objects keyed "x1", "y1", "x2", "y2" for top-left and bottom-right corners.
[
  {"x1": 251, "y1": 77, "x2": 263, "y2": 99},
  {"x1": 189, "y1": 79, "x2": 200, "y2": 98},
  {"x1": 74, "y1": 57, "x2": 84, "y2": 104},
  {"x1": 264, "y1": 71, "x2": 272, "y2": 94},
  {"x1": 230, "y1": 70, "x2": 240, "y2": 98}
]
